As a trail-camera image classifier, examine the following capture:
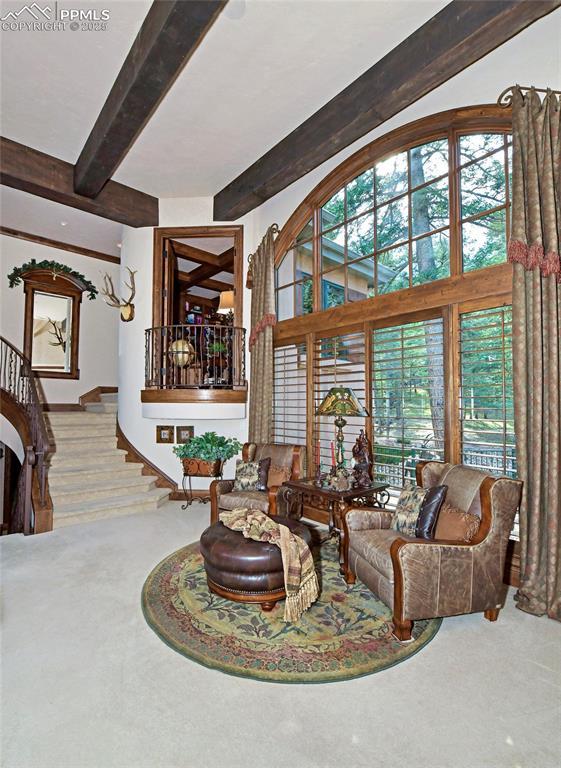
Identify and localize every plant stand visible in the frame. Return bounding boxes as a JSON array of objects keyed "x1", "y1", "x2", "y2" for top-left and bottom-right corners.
[{"x1": 181, "y1": 459, "x2": 224, "y2": 510}]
